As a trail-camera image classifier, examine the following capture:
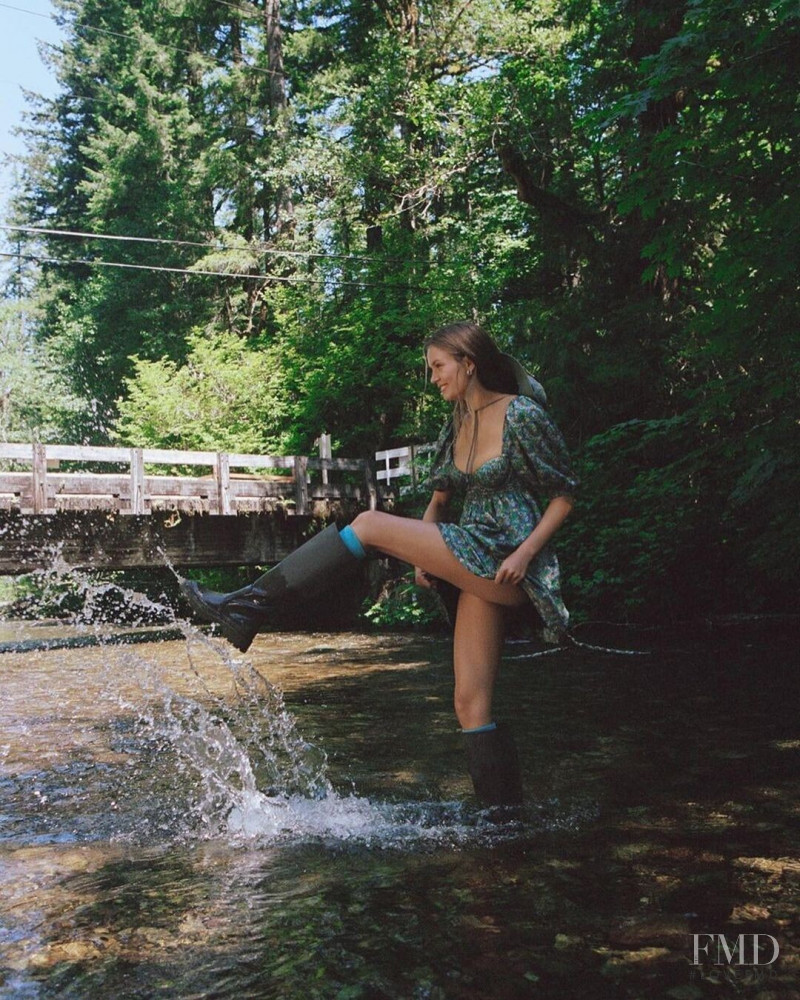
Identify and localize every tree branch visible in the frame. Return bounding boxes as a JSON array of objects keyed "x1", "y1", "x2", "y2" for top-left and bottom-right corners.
[{"x1": 494, "y1": 143, "x2": 598, "y2": 229}]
